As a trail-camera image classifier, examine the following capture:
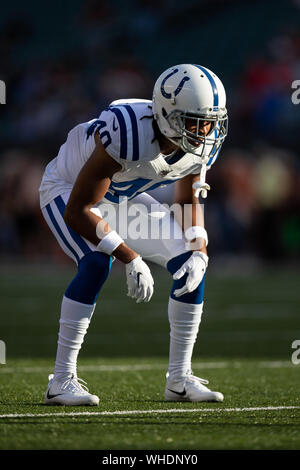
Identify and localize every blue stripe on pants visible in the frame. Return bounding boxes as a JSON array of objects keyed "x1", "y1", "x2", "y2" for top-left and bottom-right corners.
[
  {"x1": 54, "y1": 195, "x2": 92, "y2": 256},
  {"x1": 45, "y1": 203, "x2": 80, "y2": 264}
]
